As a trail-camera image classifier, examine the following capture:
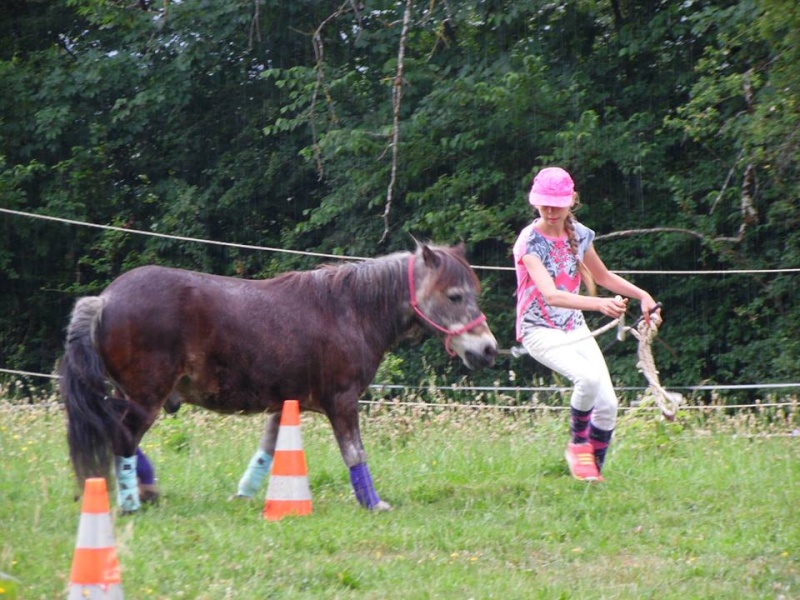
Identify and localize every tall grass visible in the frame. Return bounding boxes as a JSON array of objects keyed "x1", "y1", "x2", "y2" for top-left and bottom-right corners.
[{"x1": 0, "y1": 392, "x2": 798, "y2": 599}]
